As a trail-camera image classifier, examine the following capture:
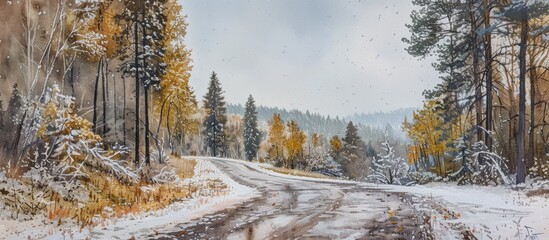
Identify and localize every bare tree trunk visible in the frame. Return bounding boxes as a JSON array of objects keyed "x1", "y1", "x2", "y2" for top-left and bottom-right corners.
[
  {"x1": 516, "y1": 6, "x2": 528, "y2": 184},
  {"x1": 142, "y1": 6, "x2": 150, "y2": 166},
  {"x1": 93, "y1": 59, "x2": 102, "y2": 134},
  {"x1": 102, "y1": 59, "x2": 108, "y2": 135},
  {"x1": 470, "y1": 0, "x2": 483, "y2": 142},
  {"x1": 123, "y1": 76, "x2": 127, "y2": 145},
  {"x1": 484, "y1": 0, "x2": 494, "y2": 151},
  {"x1": 113, "y1": 73, "x2": 118, "y2": 141},
  {"x1": 134, "y1": 15, "x2": 140, "y2": 167},
  {"x1": 144, "y1": 87, "x2": 151, "y2": 165},
  {"x1": 528, "y1": 52, "x2": 537, "y2": 169},
  {"x1": 69, "y1": 65, "x2": 76, "y2": 97}
]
